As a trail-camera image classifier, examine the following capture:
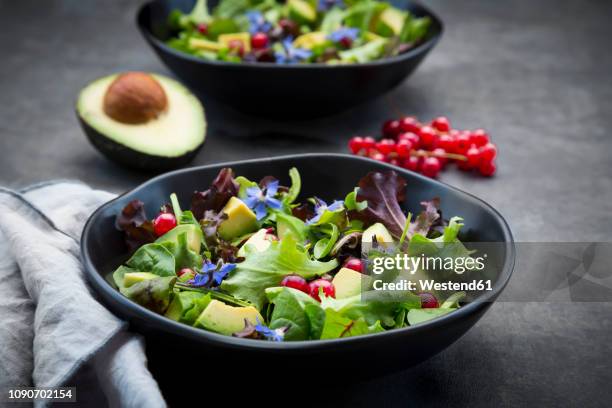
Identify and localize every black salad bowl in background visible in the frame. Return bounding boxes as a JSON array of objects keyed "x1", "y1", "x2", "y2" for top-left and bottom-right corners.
[
  {"x1": 81, "y1": 154, "x2": 514, "y2": 402},
  {"x1": 136, "y1": 0, "x2": 443, "y2": 118}
]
